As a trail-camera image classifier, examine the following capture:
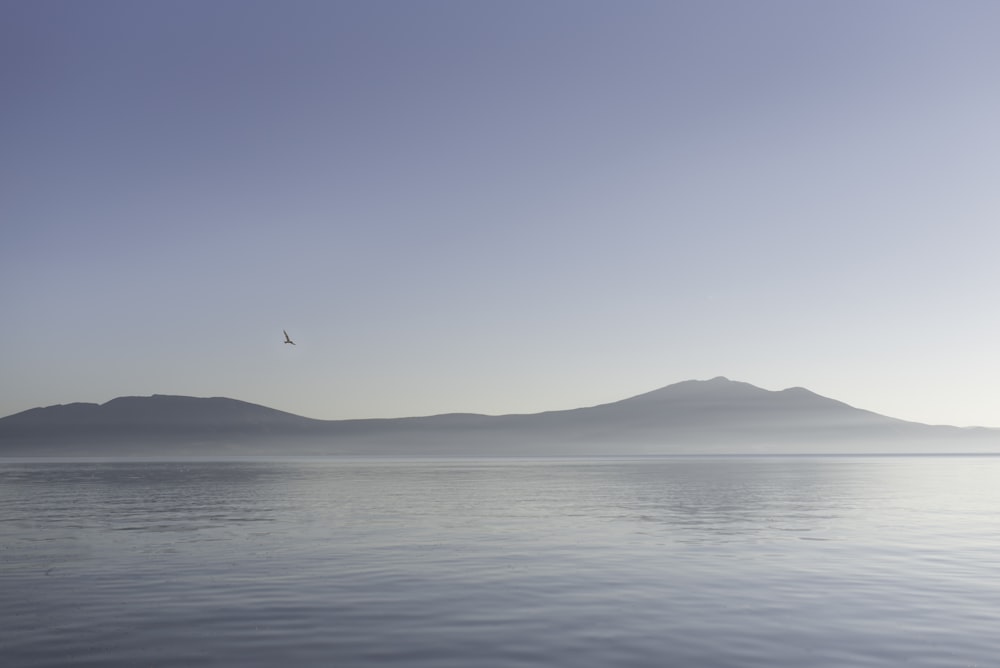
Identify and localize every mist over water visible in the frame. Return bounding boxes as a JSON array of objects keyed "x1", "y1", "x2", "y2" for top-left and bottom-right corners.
[{"x1": 3, "y1": 455, "x2": 999, "y2": 667}]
